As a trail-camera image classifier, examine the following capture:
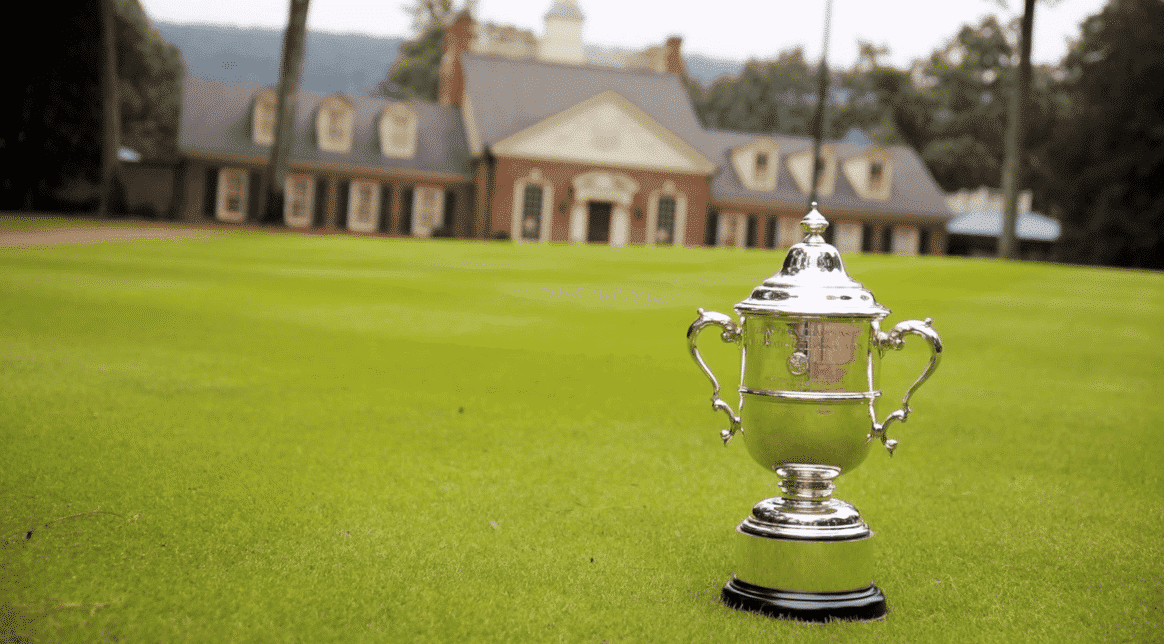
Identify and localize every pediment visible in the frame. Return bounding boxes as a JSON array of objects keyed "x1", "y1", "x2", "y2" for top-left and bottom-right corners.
[{"x1": 491, "y1": 91, "x2": 715, "y2": 174}]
